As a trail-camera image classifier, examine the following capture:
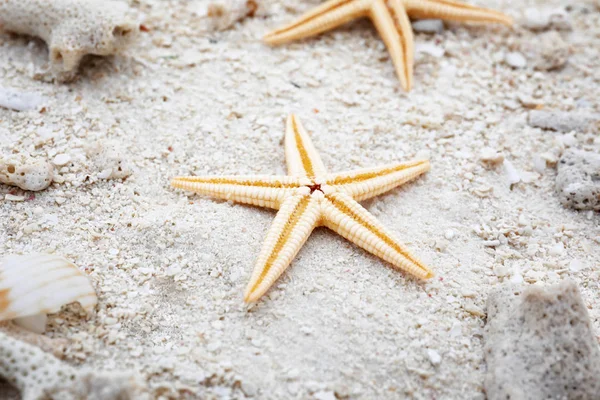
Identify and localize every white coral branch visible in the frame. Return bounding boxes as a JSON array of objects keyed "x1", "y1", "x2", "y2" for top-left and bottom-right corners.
[
  {"x1": 0, "y1": 331, "x2": 144, "y2": 400},
  {"x1": 0, "y1": 0, "x2": 139, "y2": 82}
]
